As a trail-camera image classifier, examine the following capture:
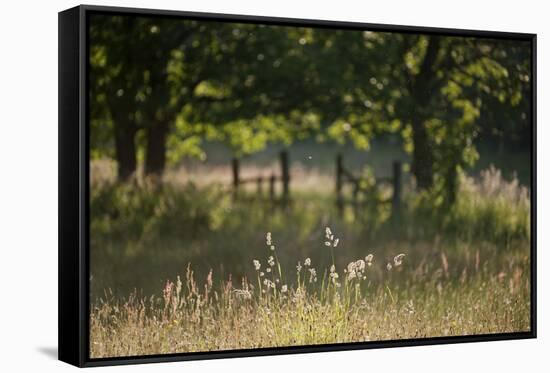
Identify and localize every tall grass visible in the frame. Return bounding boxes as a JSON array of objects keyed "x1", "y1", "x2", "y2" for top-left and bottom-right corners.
[
  {"x1": 90, "y1": 229, "x2": 530, "y2": 358},
  {"x1": 89, "y1": 164, "x2": 531, "y2": 357},
  {"x1": 407, "y1": 167, "x2": 530, "y2": 243}
]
